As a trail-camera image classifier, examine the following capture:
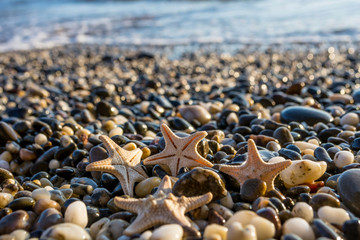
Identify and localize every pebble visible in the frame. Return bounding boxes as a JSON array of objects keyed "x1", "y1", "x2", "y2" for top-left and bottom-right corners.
[
  {"x1": 0, "y1": 210, "x2": 31, "y2": 235},
  {"x1": 135, "y1": 177, "x2": 161, "y2": 197},
  {"x1": 96, "y1": 219, "x2": 129, "y2": 240},
  {"x1": 227, "y1": 222, "x2": 257, "y2": 240},
  {"x1": 334, "y1": 150, "x2": 354, "y2": 168},
  {"x1": 34, "y1": 208, "x2": 63, "y2": 230},
  {"x1": 291, "y1": 202, "x2": 313, "y2": 222},
  {"x1": 173, "y1": 167, "x2": 227, "y2": 201},
  {"x1": 31, "y1": 188, "x2": 51, "y2": 201},
  {"x1": 280, "y1": 106, "x2": 333, "y2": 125},
  {"x1": 150, "y1": 224, "x2": 183, "y2": 240},
  {"x1": 64, "y1": 201, "x2": 88, "y2": 228},
  {"x1": 240, "y1": 178, "x2": 267, "y2": 202},
  {"x1": 225, "y1": 210, "x2": 275, "y2": 240},
  {"x1": 179, "y1": 105, "x2": 211, "y2": 125},
  {"x1": 0, "y1": 193, "x2": 13, "y2": 208},
  {"x1": 340, "y1": 112, "x2": 359, "y2": 126},
  {"x1": 309, "y1": 193, "x2": 340, "y2": 211},
  {"x1": 34, "y1": 198, "x2": 61, "y2": 215},
  {"x1": 10, "y1": 229, "x2": 30, "y2": 240},
  {"x1": 279, "y1": 160, "x2": 326, "y2": 187},
  {"x1": 317, "y1": 206, "x2": 350, "y2": 226},
  {"x1": 40, "y1": 223, "x2": 91, "y2": 240},
  {"x1": 337, "y1": 169, "x2": 360, "y2": 217},
  {"x1": 282, "y1": 217, "x2": 315, "y2": 240},
  {"x1": 203, "y1": 224, "x2": 227, "y2": 240},
  {"x1": 89, "y1": 217, "x2": 110, "y2": 239}
]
